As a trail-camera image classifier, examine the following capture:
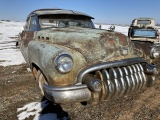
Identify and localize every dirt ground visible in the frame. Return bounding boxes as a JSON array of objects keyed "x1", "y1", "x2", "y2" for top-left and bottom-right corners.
[{"x1": 0, "y1": 63, "x2": 160, "y2": 120}]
